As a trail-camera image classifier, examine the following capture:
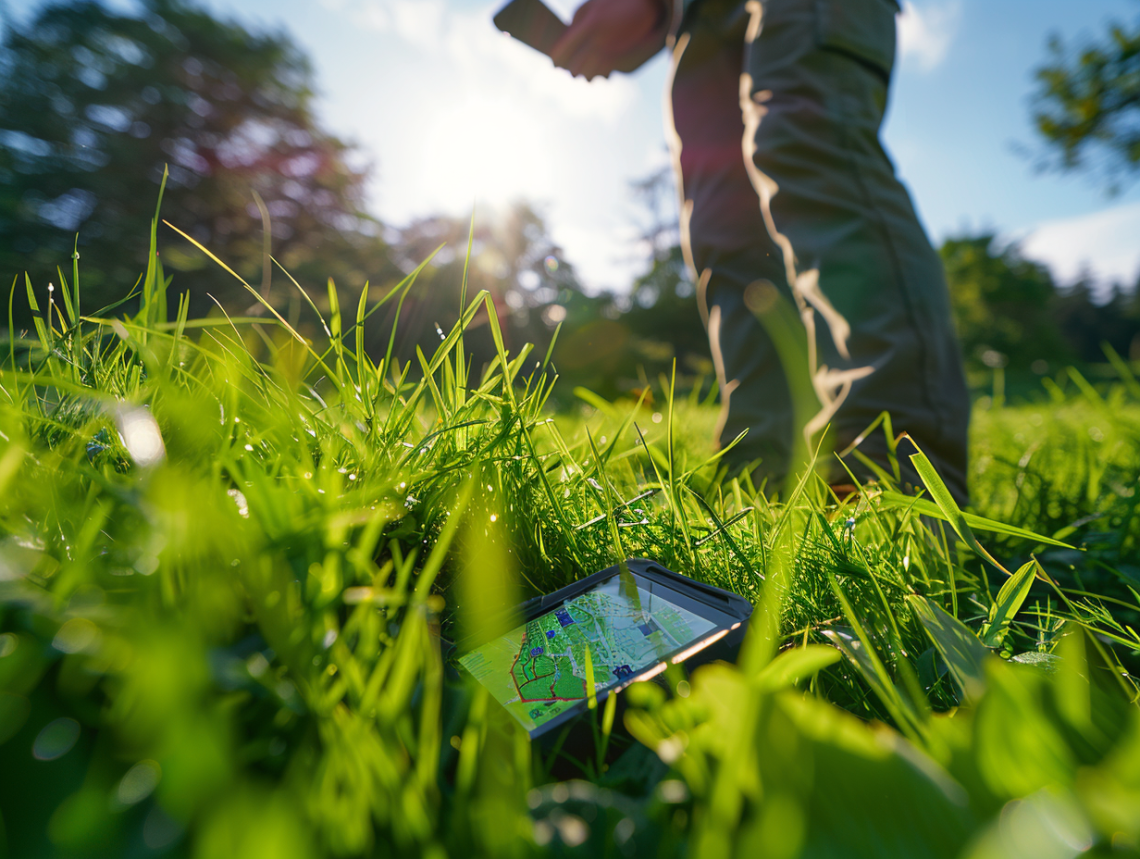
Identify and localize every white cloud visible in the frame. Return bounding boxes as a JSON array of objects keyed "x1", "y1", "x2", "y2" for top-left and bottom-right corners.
[
  {"x1": 1016, "y1": 202, "x2": 1140, "y2": 296},
  {"x1": 325, "y1": 0, "x2": 636, "y2": 121},
  {"x1": 897, "y1": 0, "x2": 961, "y2": 73},
  {"x1": 451, "y1": 19, "x2": 637, "y2": 122}
]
